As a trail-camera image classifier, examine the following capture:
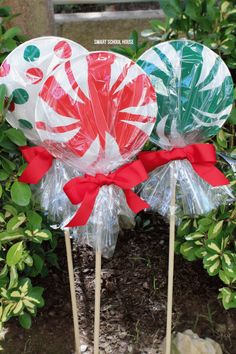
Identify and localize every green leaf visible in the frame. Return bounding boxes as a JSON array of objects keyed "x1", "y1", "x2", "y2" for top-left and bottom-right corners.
[
  {"x1": 130, "y1": 30, "x2": 138, "y2": 52},
  {"x1": 2, "y1": 27, "x2": 21, "y2": 40},
  {"x1": 0, "y1": 230, "x2": 24, "y2": 243},
  {"x1": 1, "y1": 303, "x2": 14, "y2": 322},
  {"x1": 0, "y1": 264, "x2": 8, "y2": 278},
  {"x1": 219, "y1": 270, "x2": 231, "y2": 285},
  {"x1": 46, "y1": 252, "x2": 59, "y2": 269},
  {"x1": 221, "y1": 1, "x2": 231, "y2": 13},
  {"x1": 222, "y1": 252, "x2": 236, "y2": 278},
  {"x1": 32, "y1": 254, "x2": 44, "y2": 274},
  {"x1": 6, "y1": 241, "x2": 24, "y2": 266},
  {"x1": 141, "y1": 29, "x2": 157, "y2": 38},
  {"x1": 216, "y1": 129, "x2": 227, "y2": 148},
  {"x1": 150, "y1": 19, "x2": 166, "y2": 31},
  {"x1": 5, "y1": 128, "x2": 26, "y2": 146},
  {"x1": 185, "y1": 232, "x2": 205, "y2": 241},
  {"x1": 26, "y1": 286, "x2": 44, "y2": 308},
  {"x1": 0, "y1": 6, "x2": 11, "y2": 17},
  {"x1": 0, "y1": 169, "x2": 9, "y2": 181},
  {"x1": 0, "y1": 84, "x2": 7, "y2": 113},
  {"x1": 208, "y1": 220, "x2": 224, "y2": 239},
  {"x1": 33, "y1": 229, "x2": 52, "y2": 241},
  {"x1": 1, "y1": 156, "x2": 16, "y2": 173},
  {"x1": 19, "y1": 312, "x2": 31, "y2": 329},
  {"x1": 8, "y1": 265, "x2": 18, "y2": 289},
  {"x1": 26, "y1": 211, "x2": 42, "y2": 230},
  {"x1": 206, "y1": 240, "x2": 222, "y2": 254},
  {"x1": 110, "y1": 46, "x2": 134, "y2": 59},
  {"x1": 204, "y1": 256, "x2": 221, "y2": 276},
  {"x1": 24, "y1": 255, "x2": 33, "y2": 267},
  {"x1": 228, "y1": 107, "x2": 236, "y2": 124},
  {"x1": 218, "y1": 287, "x2": 236, "y2": 310},
  {"x1": 7, "y1": 213, "x2": 26, "y2": 232},
  {"x1": 0, "y1": 212, "x2": 5, "y2": 223},
  {"x1": 18, "y1": 278, "x2": 31, "y2": 294},
  {"x1": 159, "y1": 0, "x2": 182, "y2": 17},
  {"x1": 0, "y1": 136, "x2": 16, "y2": 152},
  {"x1": 198, "y1": 218, "x2": 212, "y2": 227},
  {"x1": 185, "y1": 1, "x2": 201, "y2": 20},
  {"x1": 3, "y1": 204, "x2": 17, "y2": 217},
  {"x1": 180, "y1": 241, "x2": 197, "y2": 261},
  {"x1": 177, "y1": 219, "x2": 192, "y2": 237},
  {"x1": 2, "y1": 38, "x2": 17, "y2": 52},
  {"x1": 12, "y1": 299, "x2": 23, "y2": 315},
  {"x1": 10, "y1": 181, "x2": 31, "y2": 206}
]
